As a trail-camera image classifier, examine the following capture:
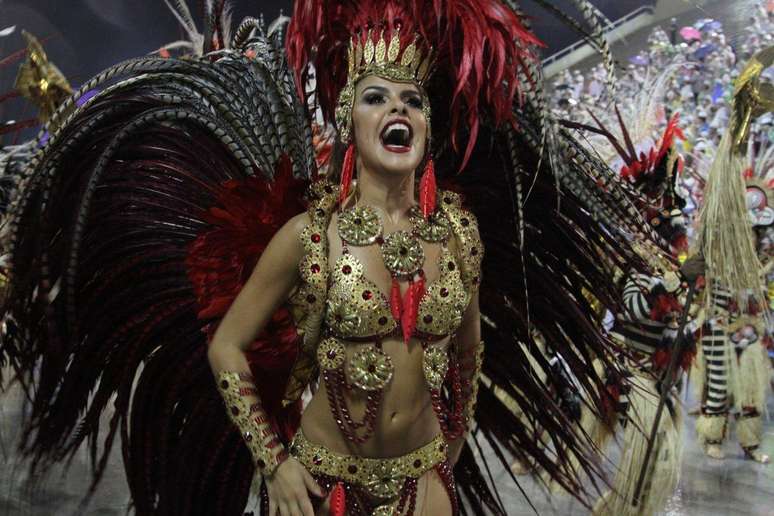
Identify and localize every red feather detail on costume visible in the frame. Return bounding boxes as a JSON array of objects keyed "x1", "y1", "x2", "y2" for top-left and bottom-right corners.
[
  {"x1": 339, "y1": 143, "x2": 355, "y2": 205},
  {"x1": 287, "y1": 0, "x2": 542, "y2": 170},
  {"x1": 419, "y1": 159, "x2": 436, "y2": 218},
  {"x1": 651, "y1": 347, "x2": 695, "y2": 372},
  {"x1": 185, "y1": 154, "x2": 307, "y2": 440},
  {"x1": 313, "y1": 124, "x2": 335, "y2": 178},
  {"x1": 329, "y1": 483, "x2": 346, "y2": 516},
  {"x1": 671, "y1": 234, "x2": 689, "y2": 253},
  {"x1": 602, "y1": 383, "x2": 620, "y2": 418},
  {"x1": 655, "y1": 113, "x2": 685, "y2": 165},
  {"x1": 390, "y1": 277, "x2": 402, "y2": 322},
  {"x1": 743, "y1": 166, "x2": 754, "y2": 180},
  {"x1": 649, "y1": 294, "x2": 682, "y2": 323},
  {"x1": 652, "y1": 348, "x2": 669, "y2": 370},
  {"x1": 401, "y1": 276, "x2": 425, "y2": 343}
]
